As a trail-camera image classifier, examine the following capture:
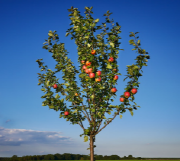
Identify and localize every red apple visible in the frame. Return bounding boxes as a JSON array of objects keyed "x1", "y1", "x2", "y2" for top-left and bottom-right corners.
[
  {"x1": 124, "y1": 92, "x2": 130, "y2": 98},
  {"x1": 81, "y1": 60, "x2": 85, "y2": 64},
  {"x1": 86, "y1": 61, "x2": 91, "y2": 66},
  {"x1": 111, "y1": 88, "x2": 117, "y2": 93},
  {"x1": 131, "y1": 88, "x2": 137, "y2": 94},
  {"x1": 91, "y1": 50, "x2": 96, "y2": 55},
  {"x1": 108, "y1": 57, "x2": 114, "y2": 62},
  {"x1": 114, "y1": 75, "x2": 118, "y2": 80},
  {"x1": 53, "y1": 84, "x2": 58, "y2": 89},
  {"x1": 82, "y1": 65, "x2": 87, "y2": 70},
  {"x1": 64, "y1": 111, "x2": 69, "y2": 116},
  {"x1": 120, "y1": 97, "x2": 124, "y2": 102},
  {"x1": 95, "y1": 77, "x2": 101, "y2": 82},
  {"x1": 89, "y1": 73, "x2": 95, "y2": 78},
  {"x1": 88, "y1": 68, "x2": 93, "y2": 73},
  {"x1": 96, "y1": 70, "x2": 101, "y2": 76},
  {"x1": 85, "y1": 68, "x2": 90, "y2": 73}
]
